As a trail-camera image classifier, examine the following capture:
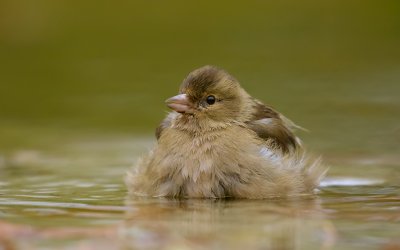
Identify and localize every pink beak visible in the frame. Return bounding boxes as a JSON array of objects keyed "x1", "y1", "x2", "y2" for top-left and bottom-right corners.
[{"x1": 165, "y1": 94, "x2": 193, "y2": 113}]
